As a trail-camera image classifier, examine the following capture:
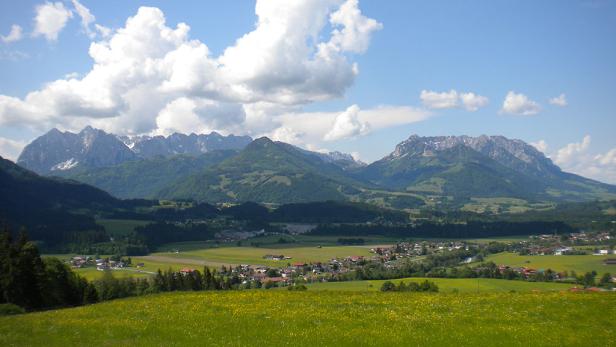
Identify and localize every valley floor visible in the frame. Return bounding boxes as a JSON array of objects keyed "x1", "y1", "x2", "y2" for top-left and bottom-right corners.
[{"x1": 1, "y1": 291, "x2": 614, "y2": 346}]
